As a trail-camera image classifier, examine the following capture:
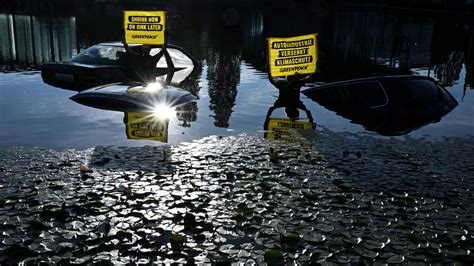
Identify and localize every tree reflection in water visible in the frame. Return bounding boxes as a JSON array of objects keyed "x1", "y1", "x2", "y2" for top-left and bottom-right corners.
[{"x1": 206, "y1": 21, "x2": 242, "y2": 128}]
